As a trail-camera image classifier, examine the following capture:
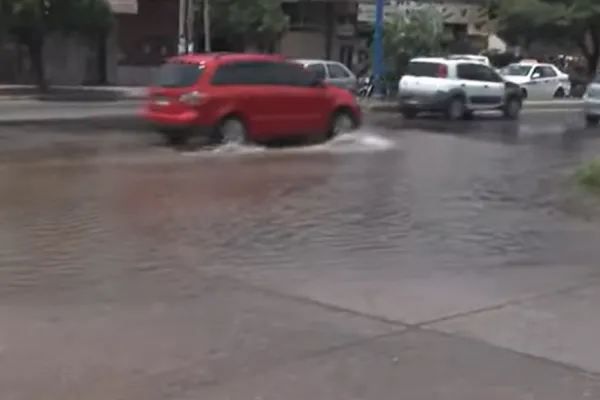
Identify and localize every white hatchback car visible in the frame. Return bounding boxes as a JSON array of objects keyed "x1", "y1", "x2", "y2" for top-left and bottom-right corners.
[
  {"x1": 397, "y1": 57, "x2": 523, "y2": 120},
  {"x1": 501, "y1": 62, "x2": 571, "y2": 99}
]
